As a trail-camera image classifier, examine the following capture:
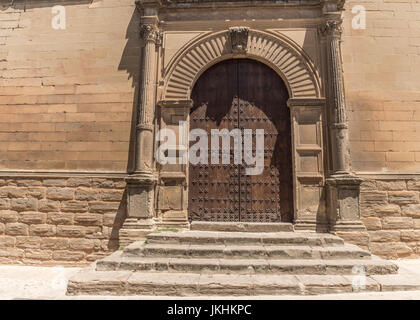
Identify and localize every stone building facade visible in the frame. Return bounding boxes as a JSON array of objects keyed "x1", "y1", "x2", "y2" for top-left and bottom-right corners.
[{"x1": 0, "y1": 0, "x2": 419, "y2": 265}]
